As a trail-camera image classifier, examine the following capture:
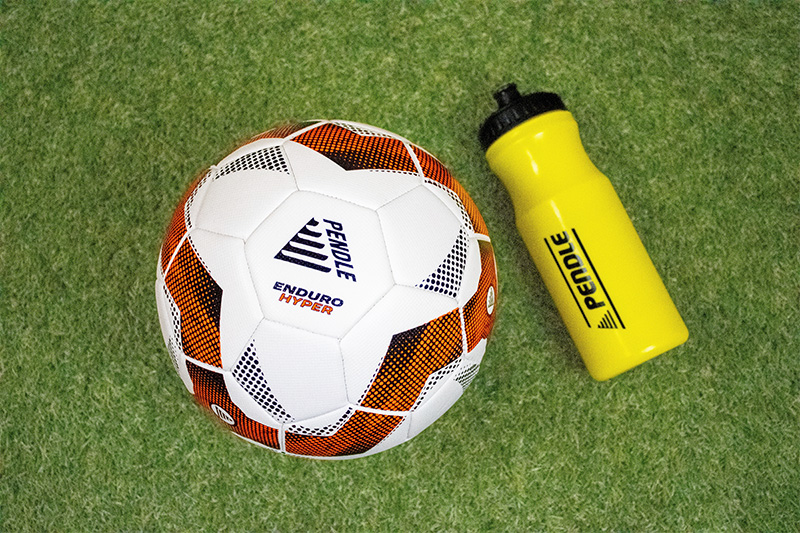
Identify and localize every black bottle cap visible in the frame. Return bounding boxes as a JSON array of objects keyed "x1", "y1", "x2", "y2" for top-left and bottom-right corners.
[{"x1": 478, "y1": 83, "x2": 567, "y2": 151}]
